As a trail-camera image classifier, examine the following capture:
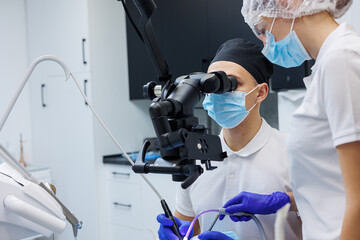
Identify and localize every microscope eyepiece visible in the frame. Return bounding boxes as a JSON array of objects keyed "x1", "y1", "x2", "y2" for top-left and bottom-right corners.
[{"x1": 200, "y1": 71, "x2": 238, "y2": 94}]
